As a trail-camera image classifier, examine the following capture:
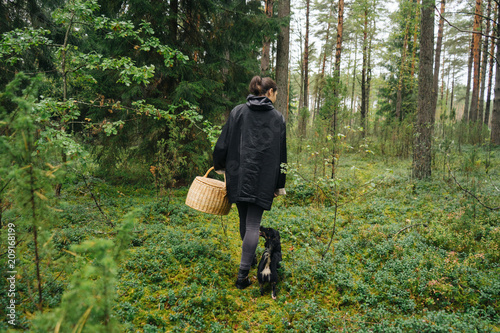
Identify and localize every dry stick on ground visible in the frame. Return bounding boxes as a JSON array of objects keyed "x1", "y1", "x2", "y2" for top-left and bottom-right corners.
[
  {"x1": 80, "y1": 174, "x2": 115, "y2": 227},
  {"x1": 447, "y1": 162, "x2": 500, "y2": 211}
]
